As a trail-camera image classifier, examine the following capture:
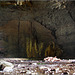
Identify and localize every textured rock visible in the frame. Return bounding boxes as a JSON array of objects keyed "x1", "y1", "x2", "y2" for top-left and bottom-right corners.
[
  {"x1": 0, "y1": 60, "x2": 14, "y2": 68},
  {"x1": 3, "y1": 67, "x2": 13, "y2": 72},
  {"x1": 0, "y1": 58, "x2": 75, "y2": 75},
  {"x1": 0, "y1": 20, "x2": 54, "y2": 57},
  {"x1": 33, "y1": 2, "x2": 75, "y2": 58},
  {"x1": 0, "y1": 1, "x2": 75, "y2": 58}
]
